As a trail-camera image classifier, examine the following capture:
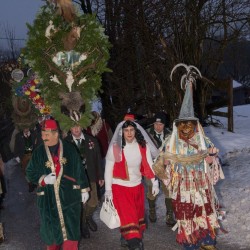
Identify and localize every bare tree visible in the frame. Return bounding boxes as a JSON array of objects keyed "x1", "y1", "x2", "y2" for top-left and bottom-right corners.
[
  {"x1": 74, "y1": 0, "x2": 250, "y2": 124},
  {"x1": 161, "y1": 0, "x2": 249, "y2": 120},
  {"x1": 1, "y1": 23, "x2": 20, "y2": 61},
  {"x1": 222, "y1": 39, "x2": 250, "y2": 87}
]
